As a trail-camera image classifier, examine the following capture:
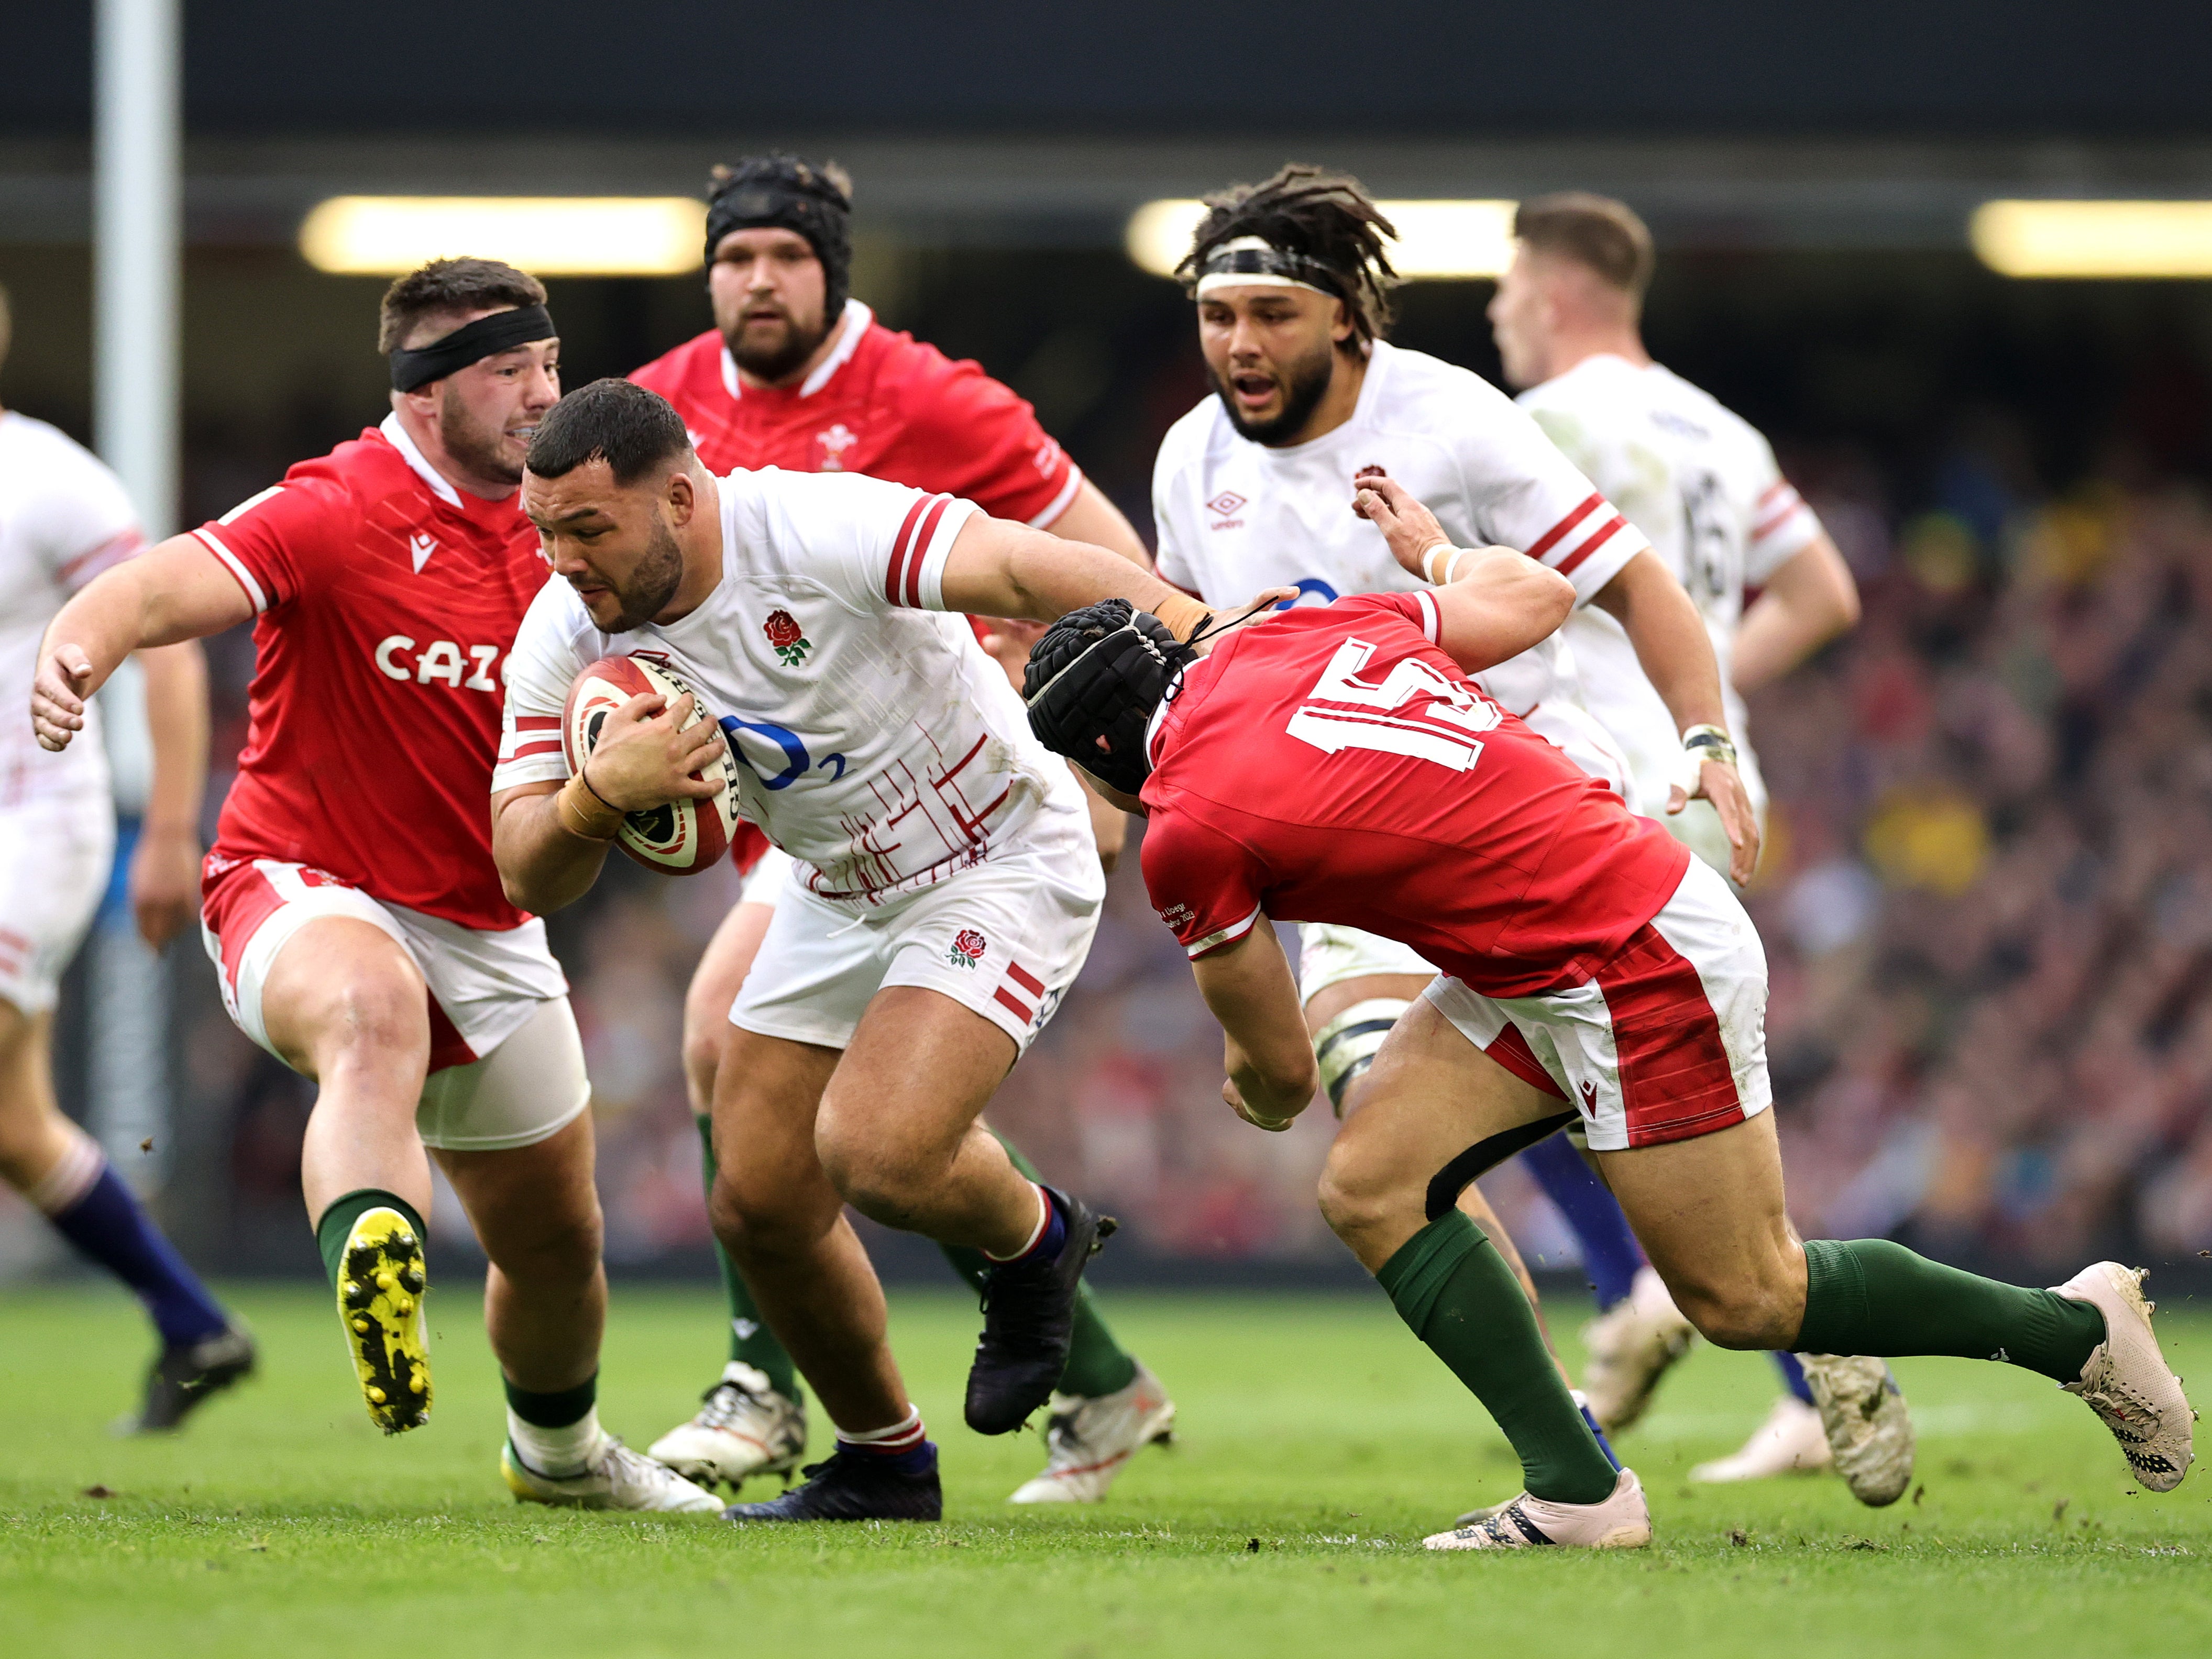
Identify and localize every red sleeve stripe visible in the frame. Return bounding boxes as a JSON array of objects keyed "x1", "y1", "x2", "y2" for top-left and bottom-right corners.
[
  {"x1": 1757, "y1": 481, "x2": 1791, "y2": 504},
  {"x1": 502, "y1": 739, "x2": 564, "y2": 761},
  {"x1": 57, "y1": 527, "x2": 145, "y2": 586},
  {"x1": 883, "y1": 495, "x2": 933, "y2": 606},
  {"x1": 1553, "y1": 513, "x2": 1632, "y2": 579},
  {"x1": 906, "y1": 496, "x2": 952, "y2": 607},
  {"x1": 993, "y1": 987, "x2": 1036, "y2": 1025},
  {"x1": 1523, "y1": 493, "x2": 1603, "y2": 563},
  {"x1": 190, "y1": 527, "x2": 270, "y2": 613},
  {"x1": 514, "y1": 715, "x2": 560, "y2": 732},
  {"x1": 1025, "y1": 464, "x2": 1083, "y2": 529},
  {"x1": 1006, "y1": 961, "x2": 1046, "y2": 997}
]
